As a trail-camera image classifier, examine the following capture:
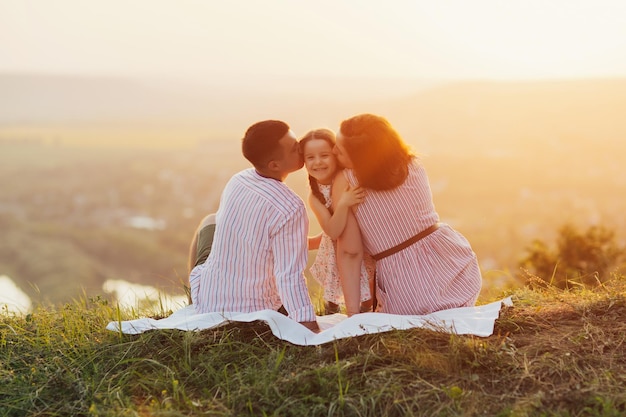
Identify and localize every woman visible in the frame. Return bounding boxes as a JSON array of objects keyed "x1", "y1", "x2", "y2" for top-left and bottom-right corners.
[{"x1": 332, "y1": 114, "x2": 482, "y2": 315}]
